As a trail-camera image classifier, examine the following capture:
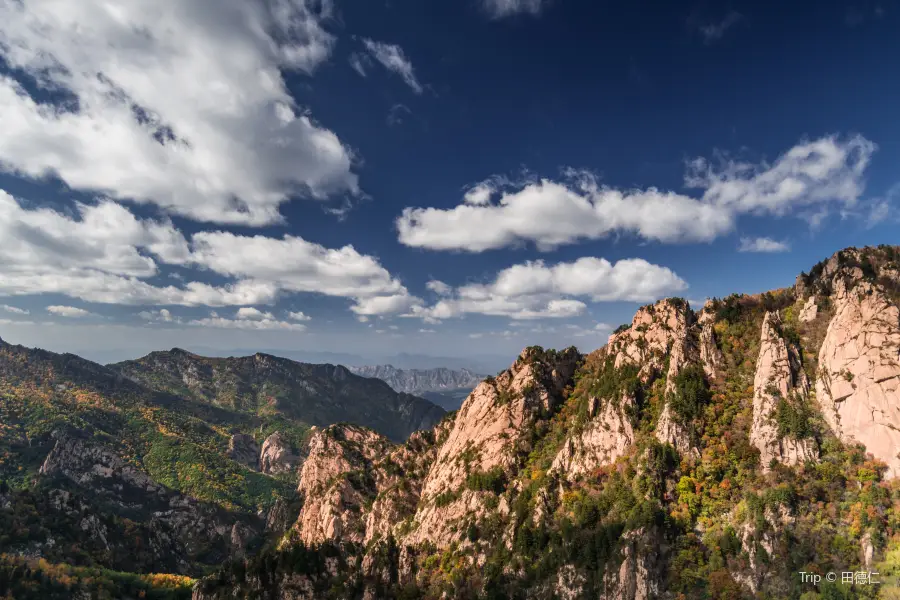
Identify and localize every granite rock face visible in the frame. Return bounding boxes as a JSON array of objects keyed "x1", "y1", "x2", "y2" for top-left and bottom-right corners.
[
  {"x1": 748, "y1": 312, "x2": 818, "y2": 471},
  {"x1": 259, "y1": 432, "x2": 299, "y2": 475},
  {"x1": 407, "y1": 347, "x2": 579, "y2": 547},
  {"x1": 816, "y1": 278, "x2": 900, "y2": 476}
]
